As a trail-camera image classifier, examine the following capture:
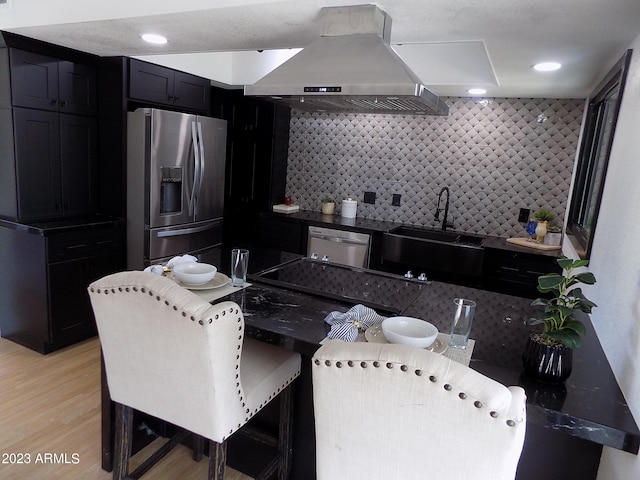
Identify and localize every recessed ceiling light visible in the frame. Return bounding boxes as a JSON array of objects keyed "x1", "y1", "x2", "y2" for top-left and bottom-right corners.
[
  {"x1": 533, "y1": 62, "x2": 561, "y2": 72},
  {"x1": 468, "y1": 88, "x2": 487, "y2": 95},
  {"x1": 141, "y1": 33, "x2": 168, "y2": 45}
]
